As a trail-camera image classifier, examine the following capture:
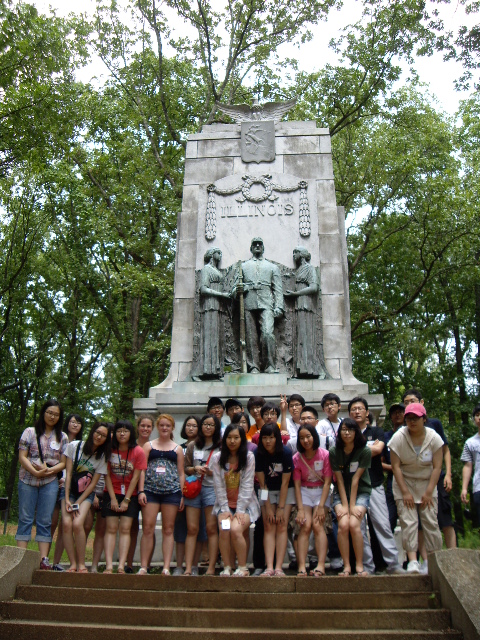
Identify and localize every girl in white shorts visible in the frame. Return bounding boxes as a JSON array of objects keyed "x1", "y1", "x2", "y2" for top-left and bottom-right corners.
[{"x1": 293, "y1": 425, "x2": 332, "y2": 576}]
